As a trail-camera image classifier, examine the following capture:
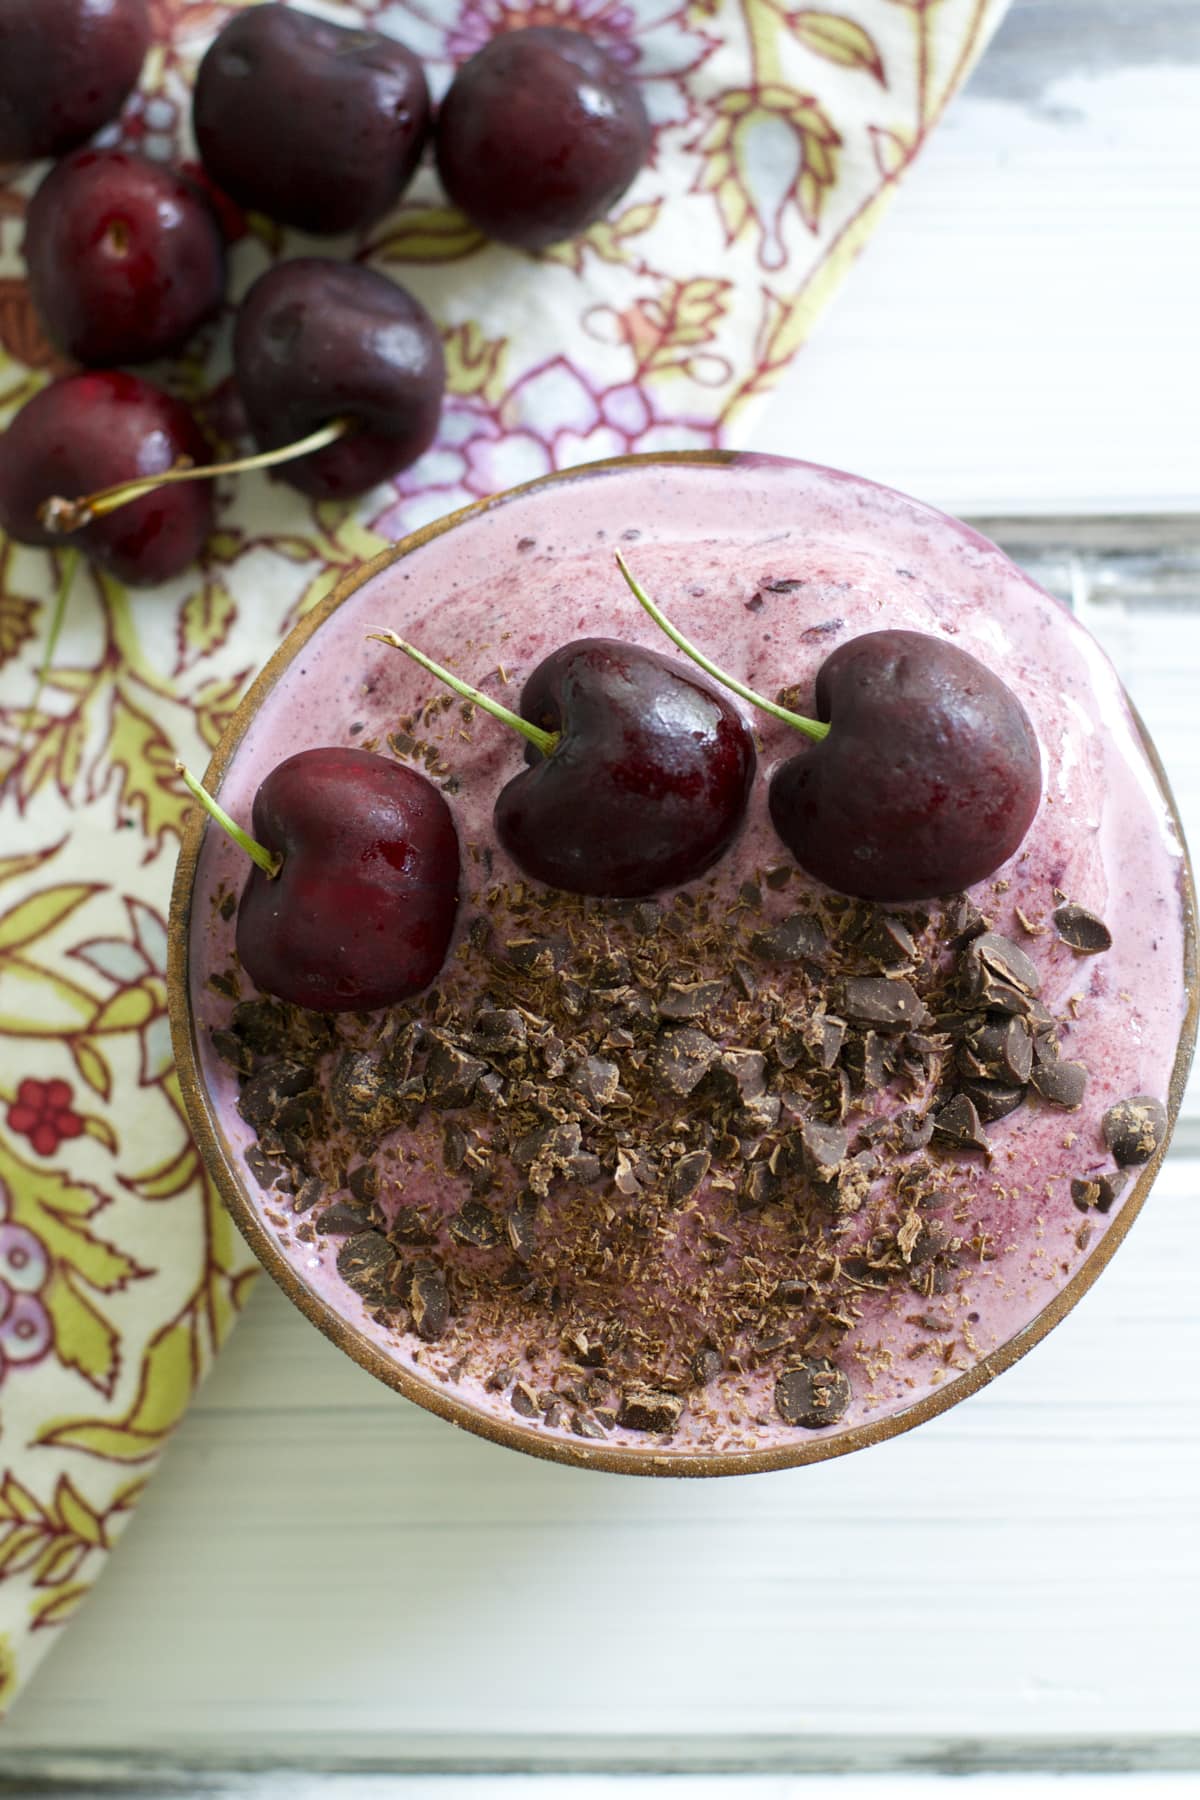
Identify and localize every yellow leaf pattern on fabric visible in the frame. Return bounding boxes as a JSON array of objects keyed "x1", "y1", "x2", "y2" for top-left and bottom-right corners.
[
  {"x1": 790, "y1": 10, "x2": 887, "y2": 81},
  {"x1": 0, "y1": 0, "x2": 1009, "y2": 1716}
]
